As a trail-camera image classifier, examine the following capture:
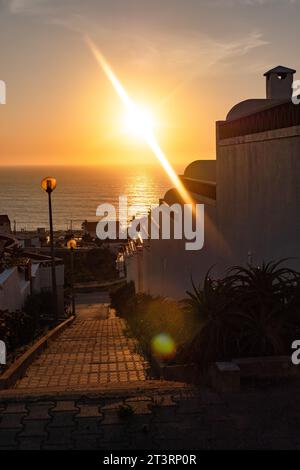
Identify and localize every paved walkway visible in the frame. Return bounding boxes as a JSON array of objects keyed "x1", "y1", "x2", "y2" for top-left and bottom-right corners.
[
  {"x1": 14, "y1": 293, "x2": 149, "y2": 391},
  {"x1": 3, "y1": 293, "x2": 300, "y2": 449},
  {"x1": 1, "y1": 382, "x2": 300, "y2": 449}
]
